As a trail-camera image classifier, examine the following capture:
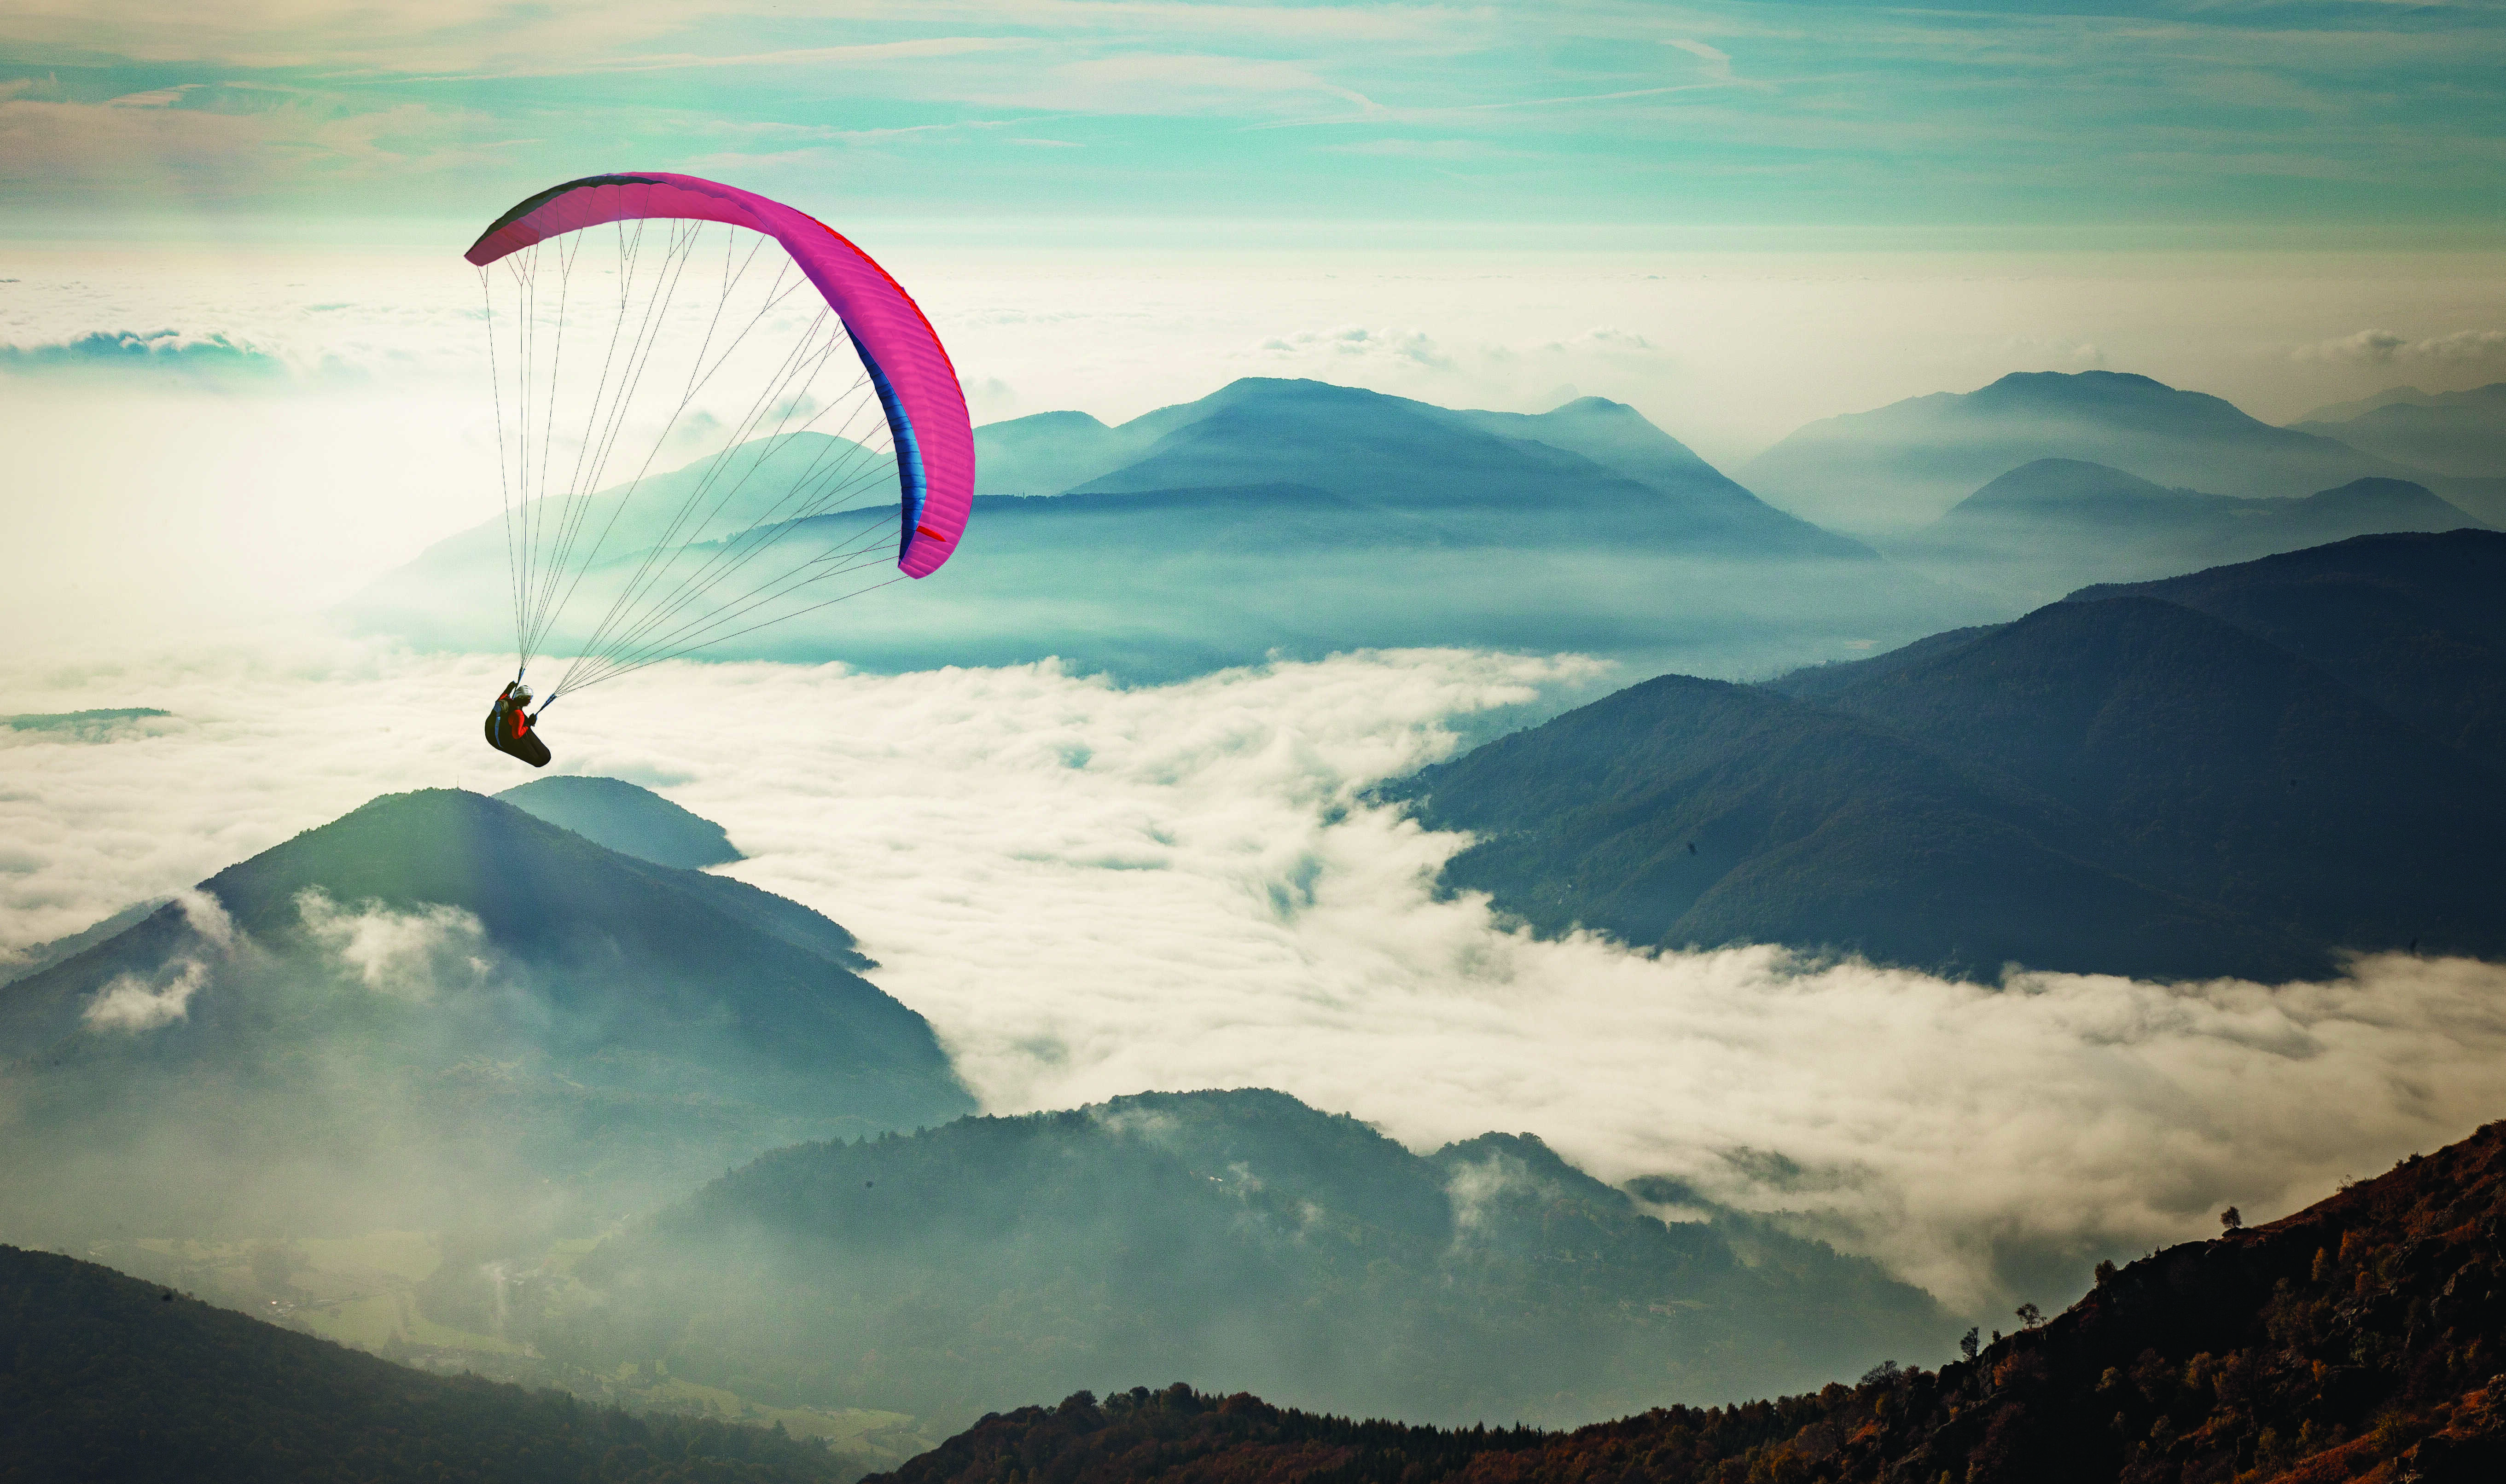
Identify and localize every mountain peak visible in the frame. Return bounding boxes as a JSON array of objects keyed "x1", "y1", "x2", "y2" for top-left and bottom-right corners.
[
  {"x1": 496, "y1": 774, "x2": 742, "y2": 869},
  {"x1": 1745, "y1": 367, "x2": 2412, "y2": 533}
]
